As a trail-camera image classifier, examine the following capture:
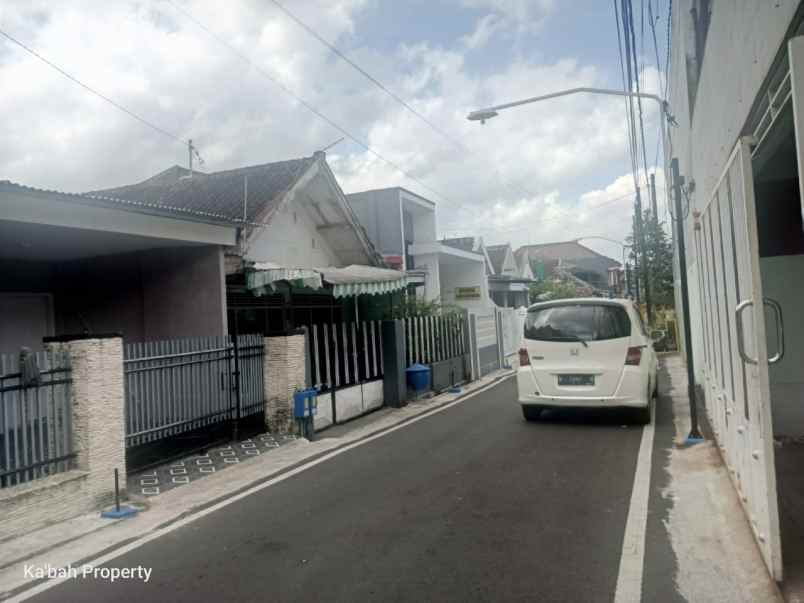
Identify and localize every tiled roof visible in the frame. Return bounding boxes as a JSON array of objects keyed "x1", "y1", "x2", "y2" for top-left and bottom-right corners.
[
  {"x1": 517, "y1": 241, "x2": 619, "y2": 266},
  {"x1": 87, "y1": 157, "x2": 316, "y2": 223}
]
